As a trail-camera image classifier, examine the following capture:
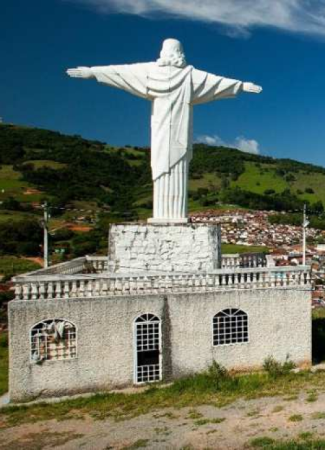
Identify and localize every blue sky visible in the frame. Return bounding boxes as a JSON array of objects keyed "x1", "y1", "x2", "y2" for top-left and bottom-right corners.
[{"x1": 1, "y1": 0, "x2": 325, "y2": 165}]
